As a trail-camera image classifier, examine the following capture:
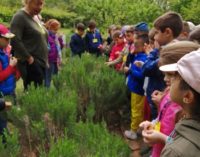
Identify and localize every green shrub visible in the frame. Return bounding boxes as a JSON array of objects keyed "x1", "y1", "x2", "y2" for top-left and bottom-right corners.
[
  {"x1": 0, "y1": 128, "x2": 20, "y2": 157},
  {"x1": 41, "y1": 122, "x2": 130, "y2": 157},
  {"x1": 40, "y1": 137, "x2": 79, "y2": 157},
  {"x1": 17, "y1": 86, "x2": 77, "y2": 129},
  {"x1": 53, "y1": 54, "x2": 128, "y2": 122},
  {"x1": 70, "y1": 122, "x2": 130, "y2": 157},
  {"x1": 6, "y1": 47, "x2": 130, "y2": 157}
]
